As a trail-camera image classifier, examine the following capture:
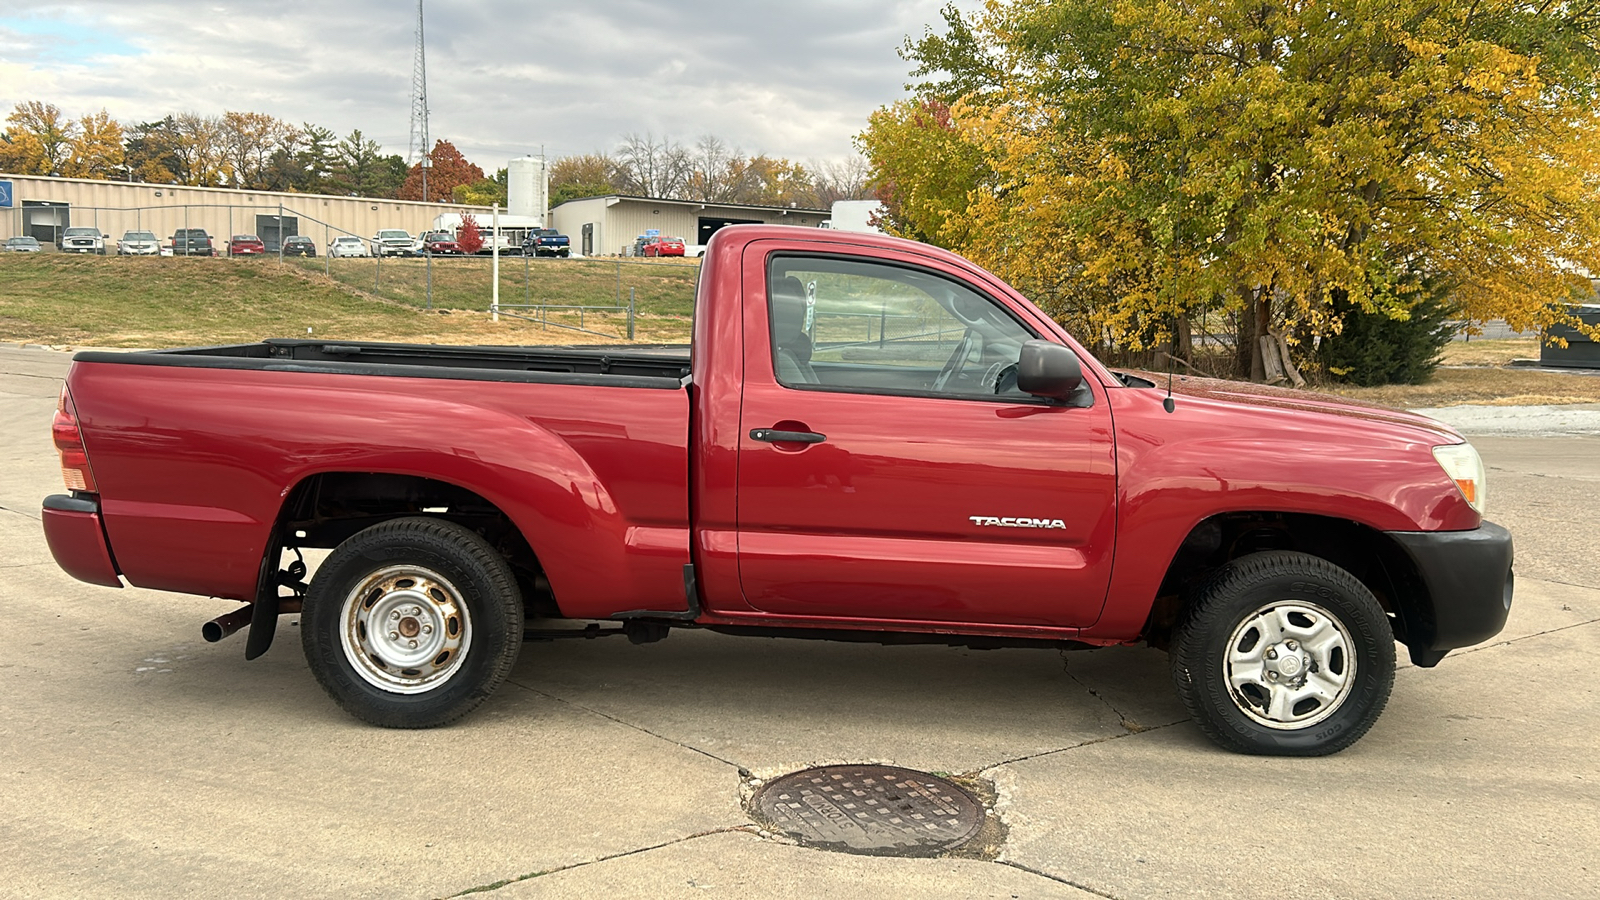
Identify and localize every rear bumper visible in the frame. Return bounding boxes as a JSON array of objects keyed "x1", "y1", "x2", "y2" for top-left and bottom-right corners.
[
  {"x1": 42, "y1": 494, "x2": 123, "y2": 588},
  {"x1": 1386, "y1": 521, "x2": 1513, "y2": 665}
]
